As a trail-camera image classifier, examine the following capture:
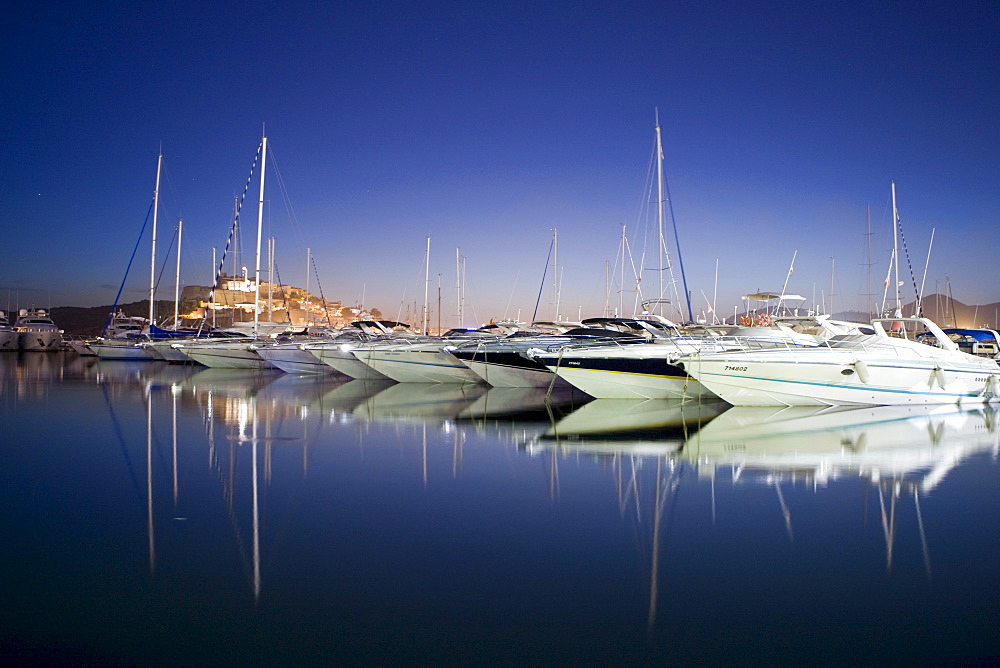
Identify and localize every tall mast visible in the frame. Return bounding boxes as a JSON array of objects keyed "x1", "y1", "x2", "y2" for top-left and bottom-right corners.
[
  {"x1": 891, "y1": 181, "x2": 901, "y2": 316},
  {"x1": 621, "y1": 225, "x2": 626, "y2": 317},
  {"x1": 422, "y1": 236, "x2": 431, "y2": 334},
  {"x1": 455, "y1": 247, "x2": 462, "y2": 328},
  {"x1": 173, "y1": 219, "x2": 182, "y2": 330},
  {"x1": 254, "y1": 135, "x2": 268, "y2": 336},
  {"x1": 267, "y1": 237, "x2": 274, "y2": 323},
  {"x1": 655, "y1": 114, "x2": 665, "y2": 316},
  {"x1": 211, "y1": 247, "x2": 217, "y2": 329},
  {"x1": 552, "y1": 228, "x2": 559, "y2": 320},
  {"x1": 149, "y1": 151, "x2": 162, "y2": 327},
  {"x1": 304, "y1": 247, "x2": 311, "y2": 326},
  {"x1": 866, "y1": 203, "x2": 872, "y2": 319}
]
